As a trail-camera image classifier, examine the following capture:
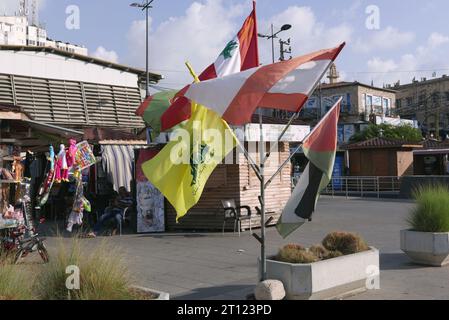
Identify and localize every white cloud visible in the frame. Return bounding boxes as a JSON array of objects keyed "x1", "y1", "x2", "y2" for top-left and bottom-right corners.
[
  {"x1": 259, "y1": 6, "x2": 352, "y2": 63},
  {"x1": 125, "y1": 0, "x2": 246, "y2": 88},
  {"x1": 428, "y1": 32, "x2": 449, "y2": 48},
  {"x1": 367, "y1": 57, "x2": 397, "y2": 73},
  {"x1": 92, "y1": 46, "x2": 119, "y2": 63},
  {"x1": 364, "y1": 32, "x2": 449, "y2": 86},
  {"x1": 125, "y1": 1, "x2": 352, "y2": 89},
  {"x1": 354, "y1": 27, "x2": 415, "y2": 53}
]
